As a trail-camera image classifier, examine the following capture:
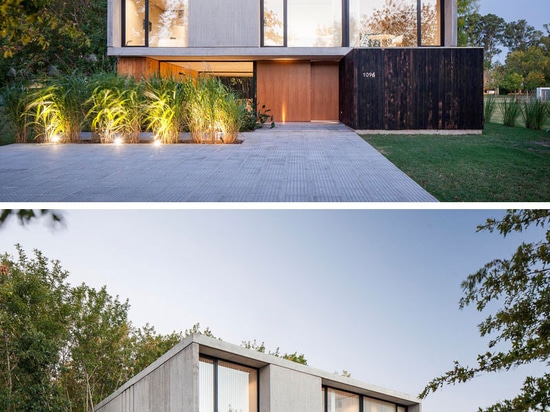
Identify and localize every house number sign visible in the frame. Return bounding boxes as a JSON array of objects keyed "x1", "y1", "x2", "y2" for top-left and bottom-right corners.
[{"x1": 362, "y1": 72, "x2": 376, "y2": 78}]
